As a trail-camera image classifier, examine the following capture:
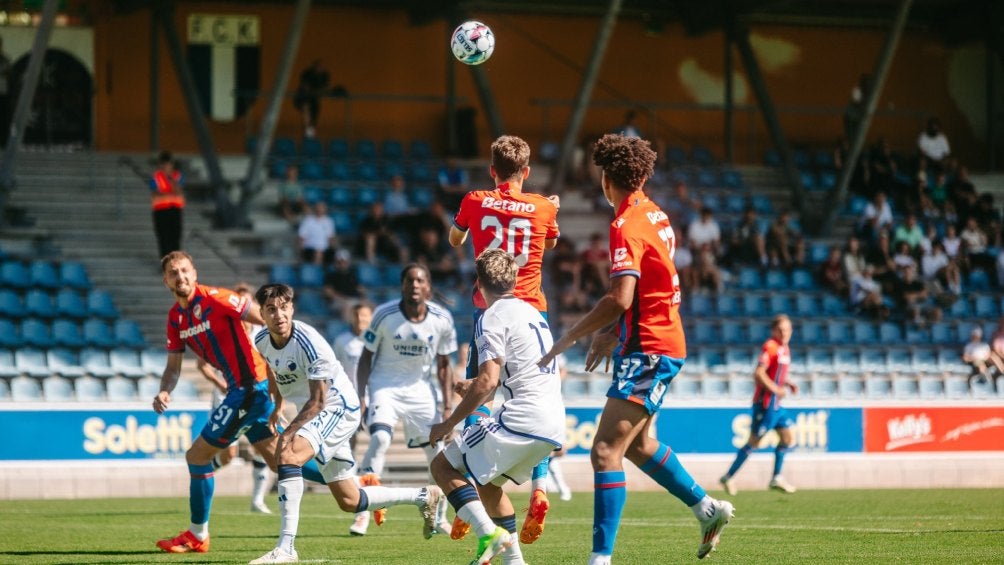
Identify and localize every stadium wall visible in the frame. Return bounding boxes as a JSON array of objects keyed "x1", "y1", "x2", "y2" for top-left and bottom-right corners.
[
  {"x1": 83, "y1": 3, "x2": 996, "y2": 165},
  {"x1": 1, "y1": 402, "x2": 1001, "y2": 499}
]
